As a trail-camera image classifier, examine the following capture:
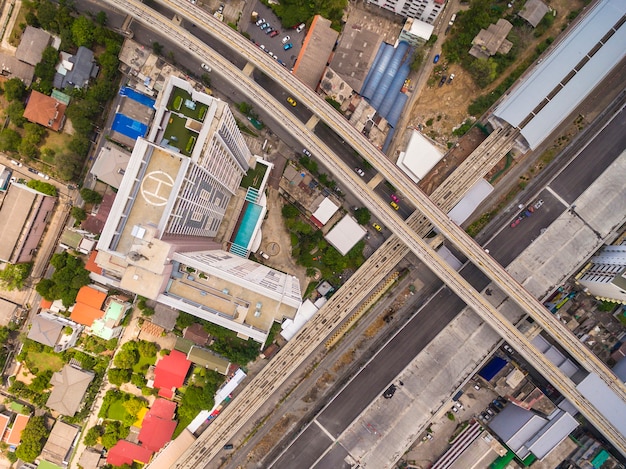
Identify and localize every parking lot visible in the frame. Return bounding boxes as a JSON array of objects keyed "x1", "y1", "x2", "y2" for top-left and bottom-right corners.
[{"x1": 243, "y1": 0, "x2": 305, "y2": 68}]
